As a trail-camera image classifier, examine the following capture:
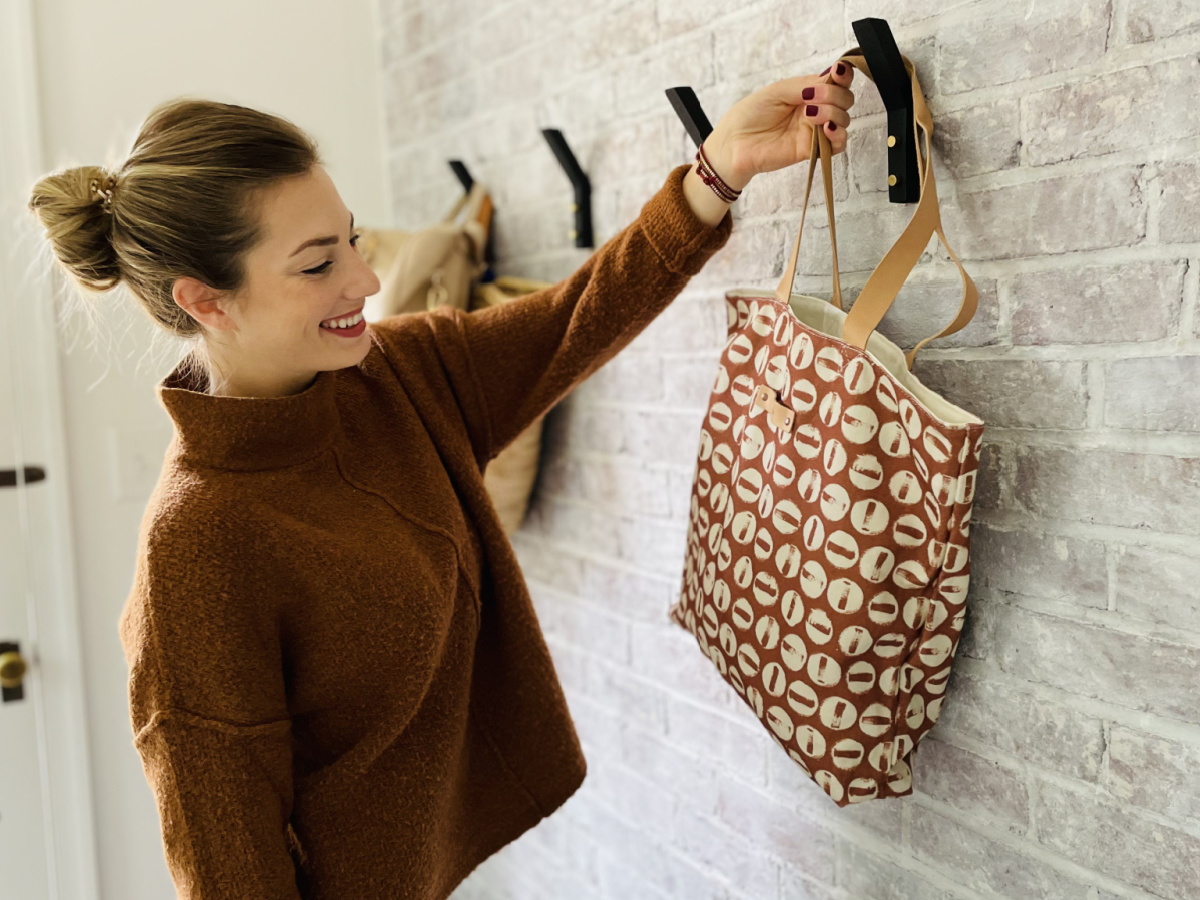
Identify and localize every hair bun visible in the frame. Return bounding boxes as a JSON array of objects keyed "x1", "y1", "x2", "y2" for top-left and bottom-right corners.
[{"x1": 27, "y1": 164, "x2": 122, "y2": 293}]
